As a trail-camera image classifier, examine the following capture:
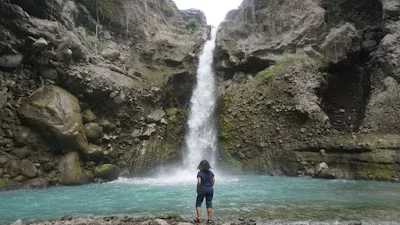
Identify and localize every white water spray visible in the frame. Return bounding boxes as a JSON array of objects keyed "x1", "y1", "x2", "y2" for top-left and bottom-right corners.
[{"x1": 183, "y1": 28, "x2": 218, "y2": 170}]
